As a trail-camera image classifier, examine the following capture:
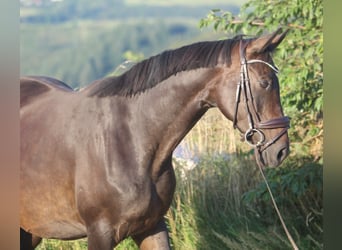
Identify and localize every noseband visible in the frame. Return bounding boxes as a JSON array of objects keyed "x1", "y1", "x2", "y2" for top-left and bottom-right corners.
[{"x1": 233, "y1": 39, "x2": 290, "y2": 152}]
